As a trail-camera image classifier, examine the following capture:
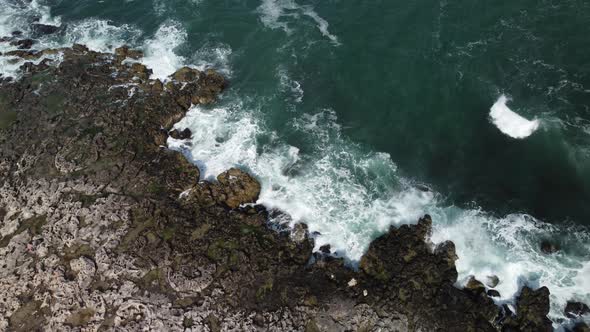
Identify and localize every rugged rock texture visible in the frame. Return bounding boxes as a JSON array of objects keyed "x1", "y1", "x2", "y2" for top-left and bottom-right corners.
[
  {"x1": 565, "y1": 301, "x2": 590, "y2": 319},
  {"x1": 502, "y1": 287, "x2": 553, "y2": 332},
  {"x1": 0, "y1": 40, "x2": 556, "y2": 331}
]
